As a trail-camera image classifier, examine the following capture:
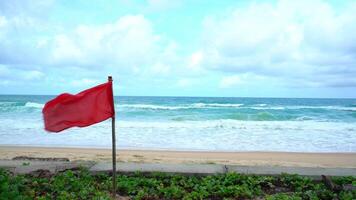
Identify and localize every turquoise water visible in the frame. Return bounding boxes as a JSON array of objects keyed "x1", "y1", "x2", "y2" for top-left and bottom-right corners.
[{"x1": 0, "y1": 95, "x2": 355, "y2": 152}]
